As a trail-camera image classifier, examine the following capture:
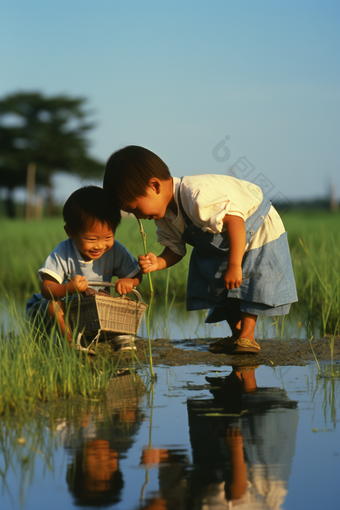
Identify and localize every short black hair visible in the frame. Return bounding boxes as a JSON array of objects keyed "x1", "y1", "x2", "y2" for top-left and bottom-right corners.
[
  {"x1": 63, "y1": 186, "x2": 121, "y2": 233},
  {"x1": 103, "y1": 145, "x2": 171, "y2": 207}
]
